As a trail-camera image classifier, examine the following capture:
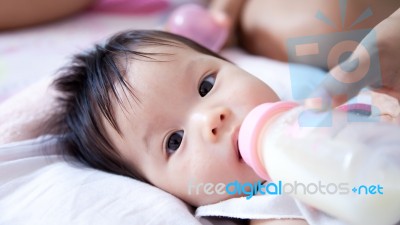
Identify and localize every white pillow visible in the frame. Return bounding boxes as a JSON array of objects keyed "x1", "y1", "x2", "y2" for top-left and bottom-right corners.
[{"x1": 0, "y1": 136, "x2": 210, "y2": 225}]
